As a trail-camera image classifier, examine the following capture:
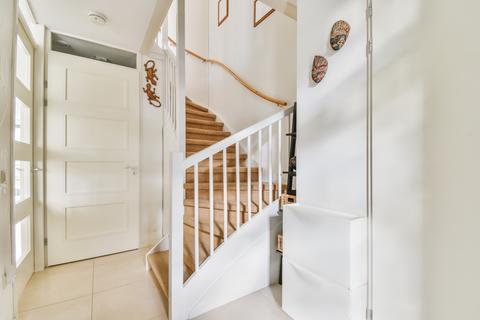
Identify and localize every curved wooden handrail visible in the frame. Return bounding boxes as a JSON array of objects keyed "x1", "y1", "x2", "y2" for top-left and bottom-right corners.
[{"x1": 167, "y1": 36, "x2": 287, "y2": 106}]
